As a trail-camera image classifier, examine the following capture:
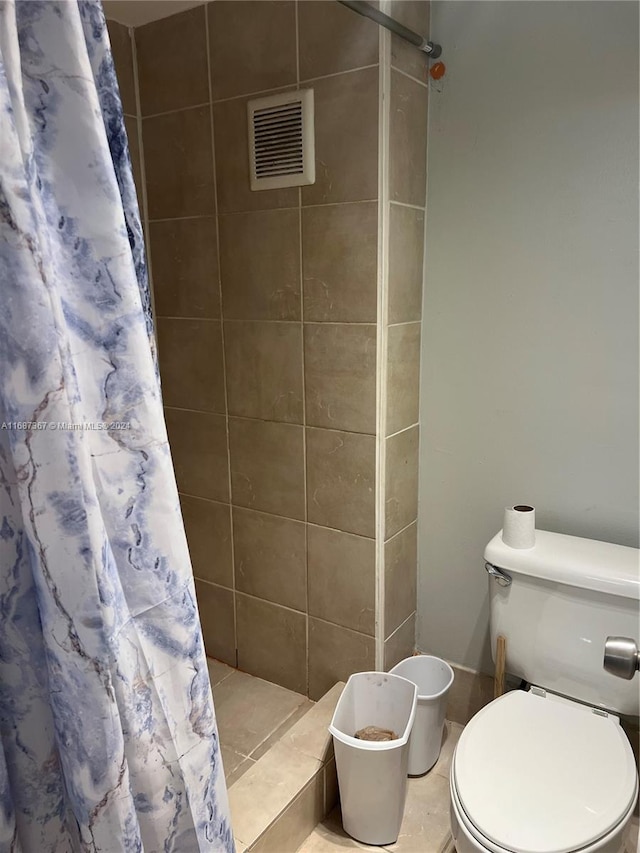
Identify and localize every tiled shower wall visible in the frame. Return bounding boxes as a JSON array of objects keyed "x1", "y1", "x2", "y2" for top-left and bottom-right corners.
[
  {"x1": 381, "y1": 3, "x2": 429, "y2": 667},
  {"x1": 107, "y1": 0, "x2": 428, "y2": 699}
]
